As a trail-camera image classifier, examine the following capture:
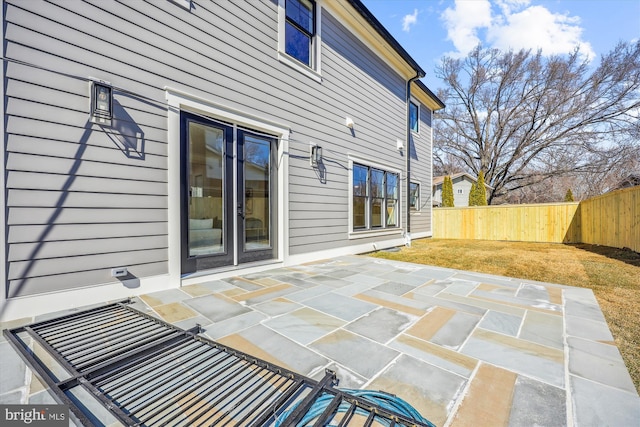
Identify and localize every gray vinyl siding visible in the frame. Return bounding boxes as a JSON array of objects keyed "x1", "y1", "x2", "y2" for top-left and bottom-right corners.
[
  {"x1": 4, "y1": 0, "x2": 434, "y2": 296},
  {"x1": 433, "y1": 177, "x2": 475, "y2": 207},
  {"x1": 453, "y1": 177, "x2": 475, "y2": 207},
  {"x1": 288, "y1": 9, "x2": 408, "y2": 254},
  {"x1": 408, "y1": 105, "x2": 433, "y2": 234}
]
